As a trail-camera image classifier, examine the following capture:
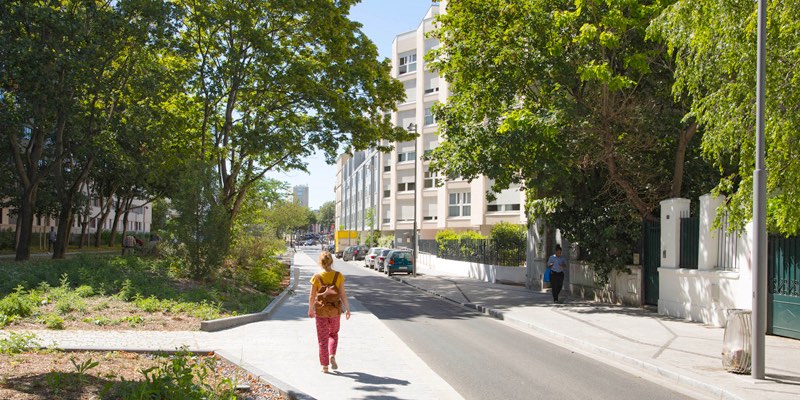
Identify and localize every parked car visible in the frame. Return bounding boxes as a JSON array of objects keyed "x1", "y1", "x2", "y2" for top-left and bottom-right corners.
[
  {"x1": 353, "y1": 245, "x2": 368, "y2": 261},
  {"x1": 385, "y1": 250, "x2": 413, "y2": 276},
  {"x1": 325, "y1": 244, "x2": 335, "y2": 253},
  {"x1": 375, "y1": 248, "x2": 393, "y2": 272},
  {"x1": 365, "y1": 247, "x2": 383, "y2": 268},
  {"x1": 342, "y1": 246, "x2": 356, "y2": 261}
]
